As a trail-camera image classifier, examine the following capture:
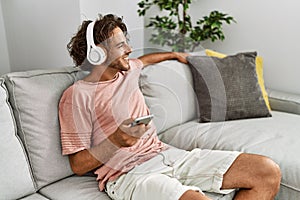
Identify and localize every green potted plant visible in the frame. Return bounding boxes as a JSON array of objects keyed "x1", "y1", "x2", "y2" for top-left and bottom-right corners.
[{"x1": 137, "y1": 0, "x2": 236, "y2": 52}]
